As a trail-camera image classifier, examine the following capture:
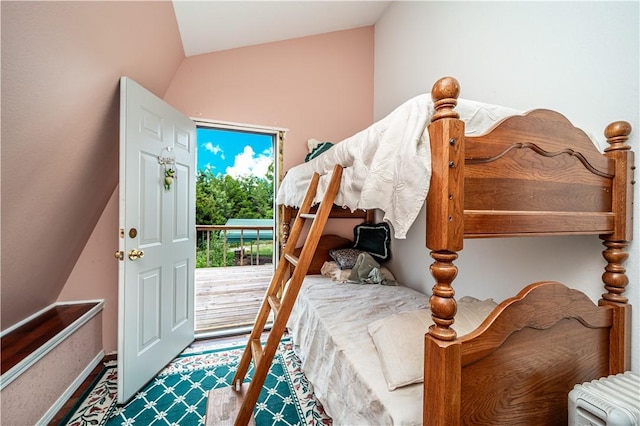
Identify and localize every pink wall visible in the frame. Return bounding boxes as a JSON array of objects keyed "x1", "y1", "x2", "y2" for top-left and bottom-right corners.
[
  {"x1": 1, "y1": 1, "x2": 184, "y2": 333},
  {"x1": 164, "y1": 27, "x2": 375, "y2": 172},
  {"x1": 59, "y1": 27, "x2": 374, "y2": 353},
  {"x1": 58, "y1": 190, "x2": 119, "y2": 352}
]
